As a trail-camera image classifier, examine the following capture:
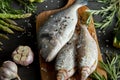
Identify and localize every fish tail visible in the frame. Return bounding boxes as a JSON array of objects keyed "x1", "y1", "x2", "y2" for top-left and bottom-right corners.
[
  {"x1": 75, "y1": 0, "x2": 88, "y2": 5},
  {"x1": 57, "y1": 70, "x2": 68, "y2": 80},
  {"x1": 79, "y1": 67, "x2": 90, "y2": 80}
]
